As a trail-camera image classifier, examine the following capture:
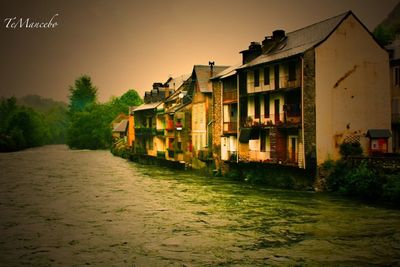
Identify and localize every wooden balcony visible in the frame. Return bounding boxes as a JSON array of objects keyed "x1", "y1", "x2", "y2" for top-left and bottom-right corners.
[
  {"x1": 223, "y1": 90, "x2": 237, "y2": 103},
  {"x1": 223, "y1": 122, "x2": 238, "y2": 134}
]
